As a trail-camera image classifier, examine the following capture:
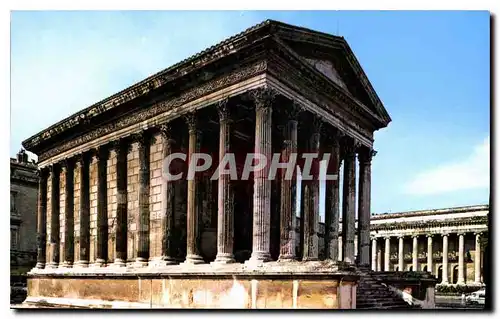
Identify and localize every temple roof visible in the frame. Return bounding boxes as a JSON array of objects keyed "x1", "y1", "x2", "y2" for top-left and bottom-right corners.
[{"x1": 22, "y1": 19, "x2": 391, "y2": 155}]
